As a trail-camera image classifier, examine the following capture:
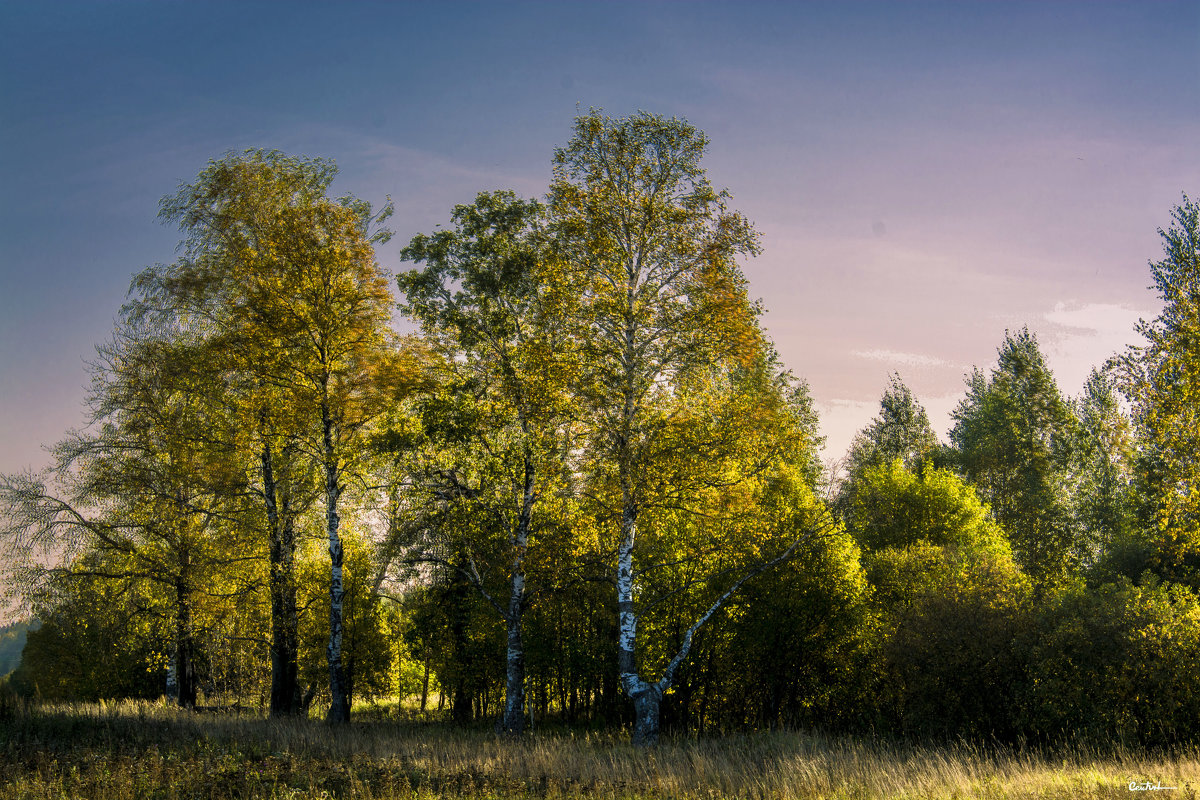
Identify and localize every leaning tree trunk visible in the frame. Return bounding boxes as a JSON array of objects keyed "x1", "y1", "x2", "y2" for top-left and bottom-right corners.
[
  {"x1": 614, "y1": 479, "x2": 821, "y2": 746},
  {"x1": 263, "y1": 441, "x2": 302, "y2": 717},
  {"x1": 322, "y1": 404, "x2": 351, "y2": 724}
]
